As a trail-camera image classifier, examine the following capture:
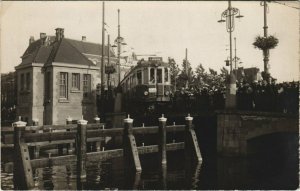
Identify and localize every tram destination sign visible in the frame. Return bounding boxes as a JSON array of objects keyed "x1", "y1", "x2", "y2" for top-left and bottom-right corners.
[{"x1": 148, "y1": 57, "x2": 162, "y2": 62}]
